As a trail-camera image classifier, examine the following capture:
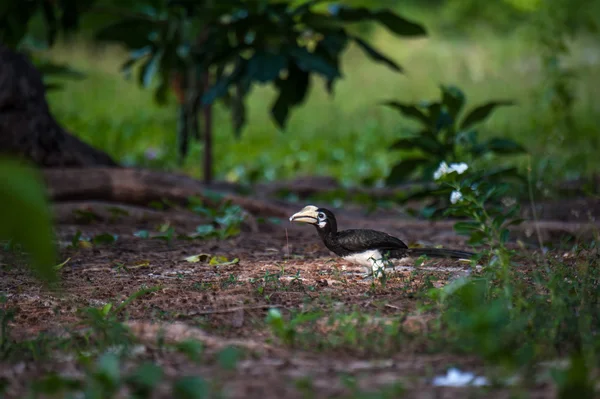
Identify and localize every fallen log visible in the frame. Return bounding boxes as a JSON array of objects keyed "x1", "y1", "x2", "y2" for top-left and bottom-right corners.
[{"x1": 43, "y1": 167, "x2": 294, "y2": 218}]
